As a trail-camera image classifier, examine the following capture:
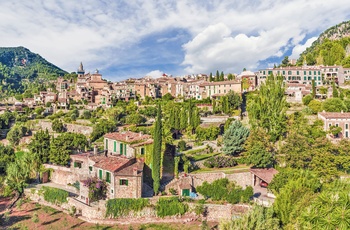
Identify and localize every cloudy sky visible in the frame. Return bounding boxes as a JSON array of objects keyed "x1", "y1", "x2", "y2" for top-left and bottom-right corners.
[{"x1": 1, "y1": 1, "x2": 350, "y2": 81}]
